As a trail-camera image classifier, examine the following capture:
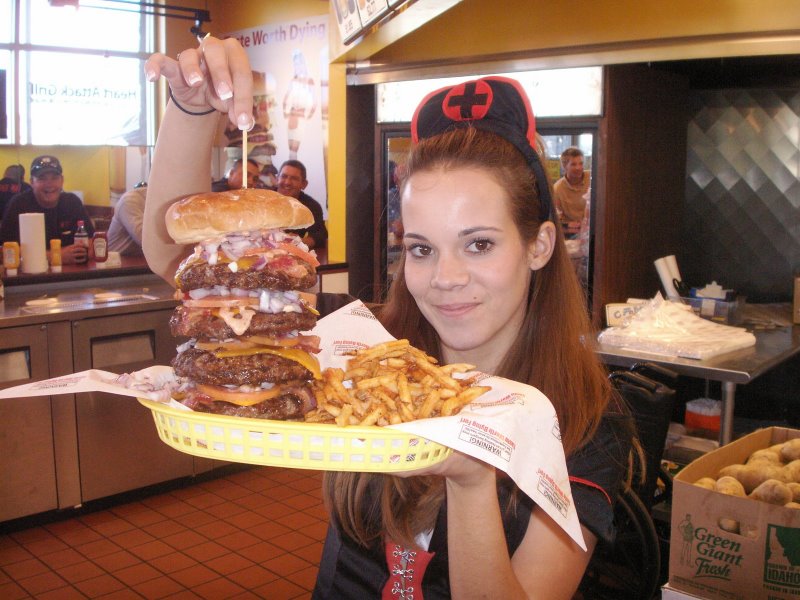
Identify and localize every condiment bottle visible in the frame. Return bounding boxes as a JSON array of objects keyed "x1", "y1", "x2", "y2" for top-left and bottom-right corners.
[
  {"x1": 73, "y1": 220, "x2": 89, "y2": 264},
  {"x1": 50, "y1": 239, "x2": 62, "y2": 273},
  {"x1": 92, "y1": 231, "x2": 108, "y2": 265},
  {"x1": 3, "y1": 241, "x2": 20, "y2": 276}
]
